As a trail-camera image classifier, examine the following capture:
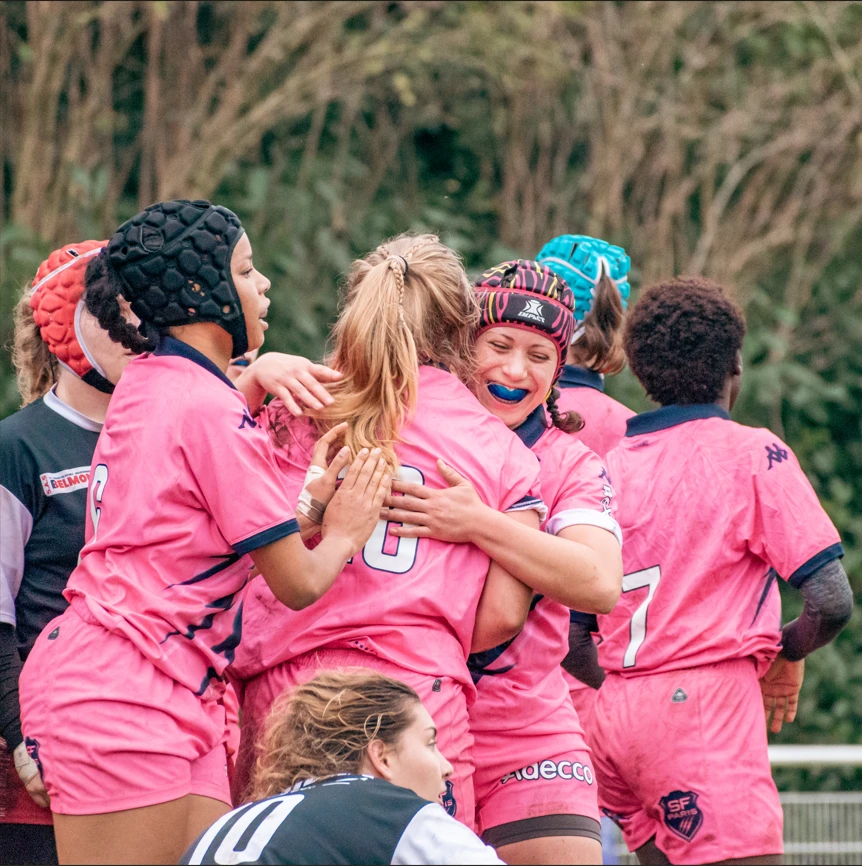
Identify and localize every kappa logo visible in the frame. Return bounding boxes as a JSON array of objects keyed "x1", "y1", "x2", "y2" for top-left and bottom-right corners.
[
  {"x1": 441, "y1": 779, "x2": 457, "y2": 817},
  {"x1": 517, "y1": 298, "x2": 547, "y2": 323},
  {"x1": 660, "y1": 790, "x2": 703, "y2": 841},
  {"x1": 40, "y1": 465, "x2": 90, "y2": 497},
  {"x1": 765, "y1": 442, "x2": 788, "y2": 470},
  {"x1": 501, "y1": 758, "x2": 594, "y2": 786}
]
